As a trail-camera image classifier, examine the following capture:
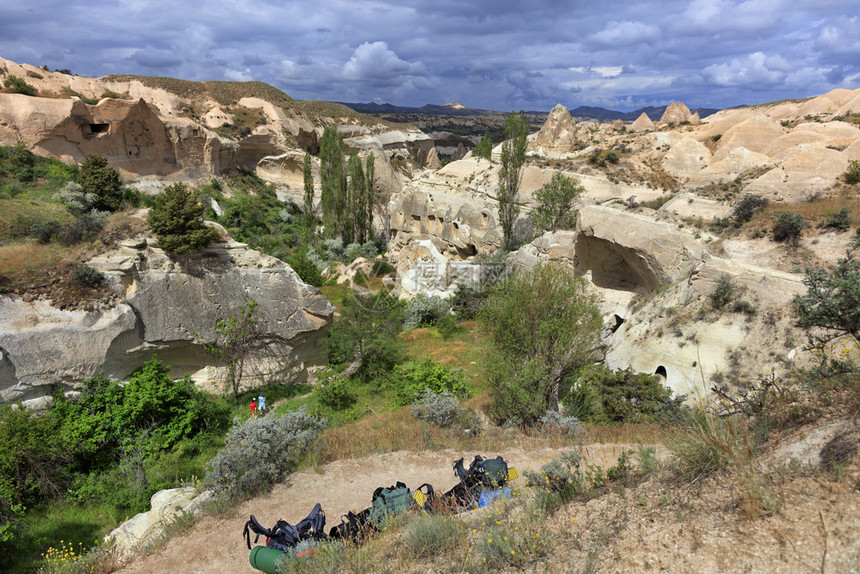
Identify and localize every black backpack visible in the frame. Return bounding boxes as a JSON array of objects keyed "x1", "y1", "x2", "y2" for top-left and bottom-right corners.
[
  {"x1": 454, "y1": 455, "x2": 509, "y2": 492},
  {"x1": 328, "y1": 508, "x2": 374, "y2": 542},
  {"x1": 243, "y1": 503, "x2": 328, "y2": 552}
]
